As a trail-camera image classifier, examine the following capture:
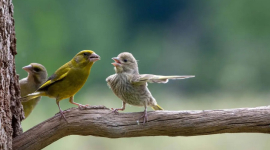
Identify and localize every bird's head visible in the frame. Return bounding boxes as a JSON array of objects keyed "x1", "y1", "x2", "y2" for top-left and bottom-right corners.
[
  {"x1": 23, "y1": 63, "x2": 48, "y2": 84},
  {"x1": 73, "y1": 50, "x2": 100, "y2": 66},
  {"x1": 112, "y1": 52, "x2": 139, "y2": 74}
]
